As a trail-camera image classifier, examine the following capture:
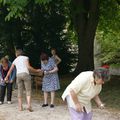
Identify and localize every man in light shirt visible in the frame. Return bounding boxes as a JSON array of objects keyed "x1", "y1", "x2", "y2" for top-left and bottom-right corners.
[
  {"x1": 62, "y1": 68, "x2": 109, "y2": 120},
  {"x1": 5, "y1": 49, "x2": 42, "y2": 112}
]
